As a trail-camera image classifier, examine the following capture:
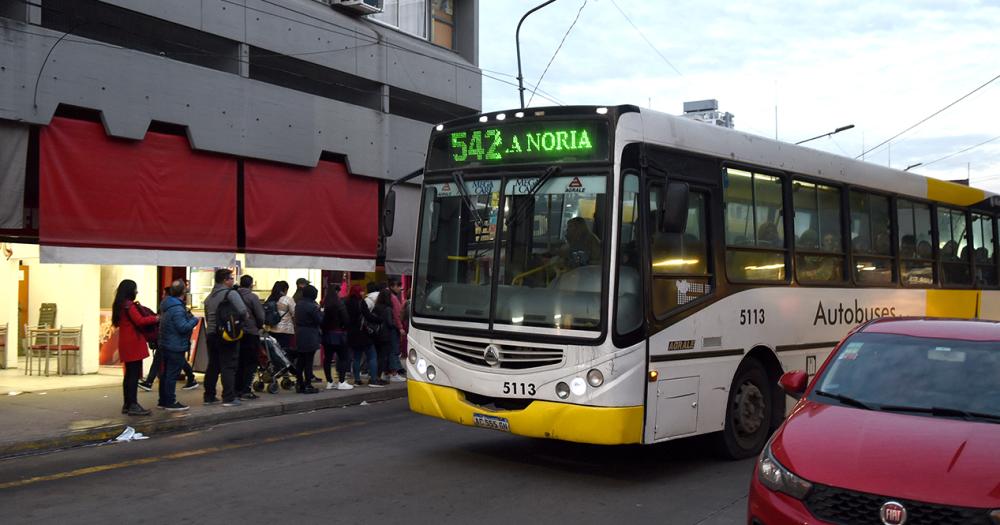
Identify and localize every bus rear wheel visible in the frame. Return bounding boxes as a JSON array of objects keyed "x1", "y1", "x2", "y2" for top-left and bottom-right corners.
[{"x1": 717, "y1": 359, "x2": 772, "y2": 459}]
